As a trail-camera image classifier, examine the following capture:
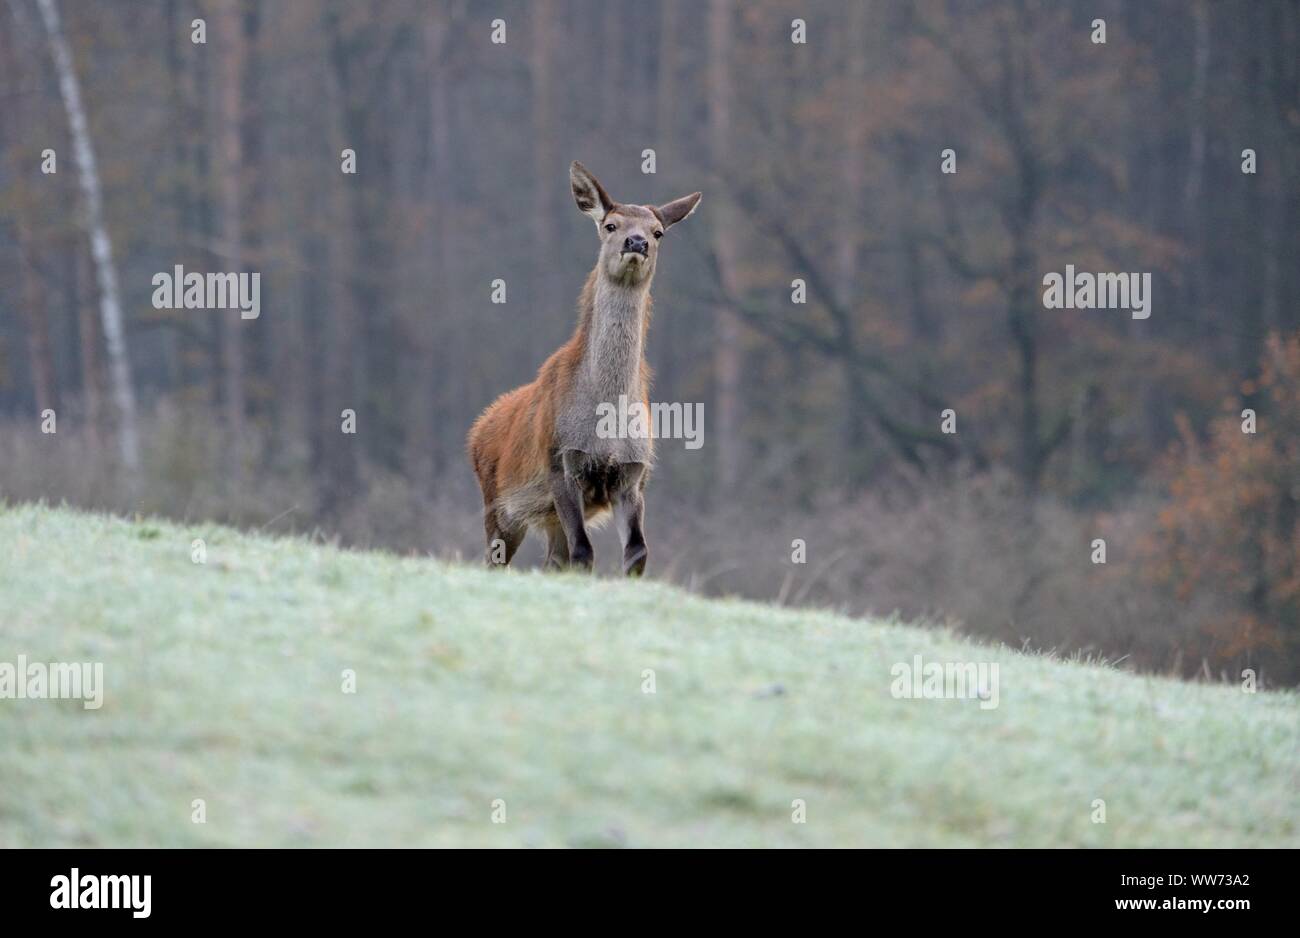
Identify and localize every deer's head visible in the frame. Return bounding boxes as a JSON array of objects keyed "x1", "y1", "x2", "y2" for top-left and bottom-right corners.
[{"x1": 570, "y1": 161, "x2": 701, "y2": 288}]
